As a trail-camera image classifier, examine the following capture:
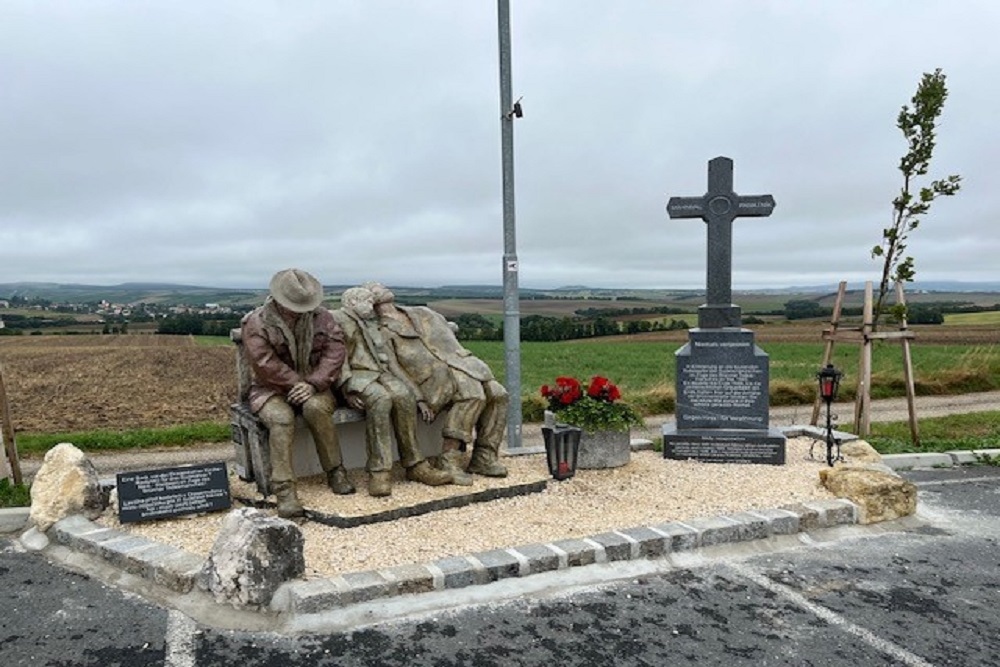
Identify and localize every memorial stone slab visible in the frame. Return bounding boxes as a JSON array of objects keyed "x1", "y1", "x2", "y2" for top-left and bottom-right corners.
[
  {"x1": 675, "y1": 329, "x2": 769, "y2": 431},
  {"x1": 663, "y1": 156, "x2": 785, "y2": 464}
]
